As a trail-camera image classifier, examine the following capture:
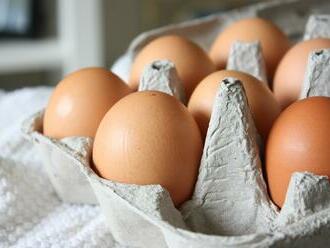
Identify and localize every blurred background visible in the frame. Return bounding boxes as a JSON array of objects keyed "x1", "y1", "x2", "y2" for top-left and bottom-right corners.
[{"x1": 0, "y1": 0, "x2": 265, "y2": 90}]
